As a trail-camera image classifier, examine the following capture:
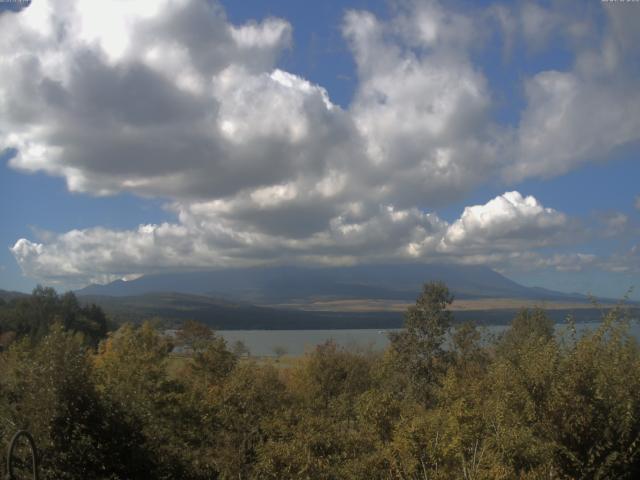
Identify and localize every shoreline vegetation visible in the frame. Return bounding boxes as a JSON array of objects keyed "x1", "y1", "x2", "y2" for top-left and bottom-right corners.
[{"x1": 1, "y1": 283, "x2": 640, "y2": 478}]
